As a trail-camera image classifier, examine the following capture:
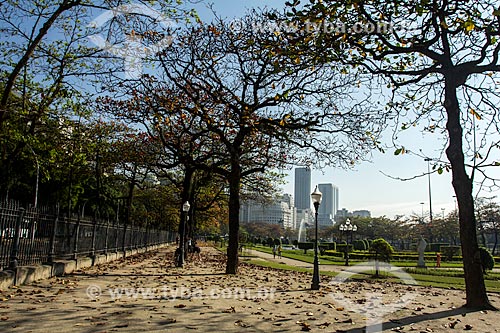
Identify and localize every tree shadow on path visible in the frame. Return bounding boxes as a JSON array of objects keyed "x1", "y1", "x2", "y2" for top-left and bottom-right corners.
[{"x1": 340, "y1": 307, "x2": 483, "y2": 333}]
